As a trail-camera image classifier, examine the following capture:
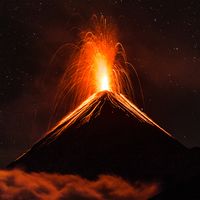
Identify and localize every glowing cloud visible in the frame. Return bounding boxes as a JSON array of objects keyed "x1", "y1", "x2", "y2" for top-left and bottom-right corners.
[{"x1": 0, "y1": 170, "x2": 159, "y2": 200}]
